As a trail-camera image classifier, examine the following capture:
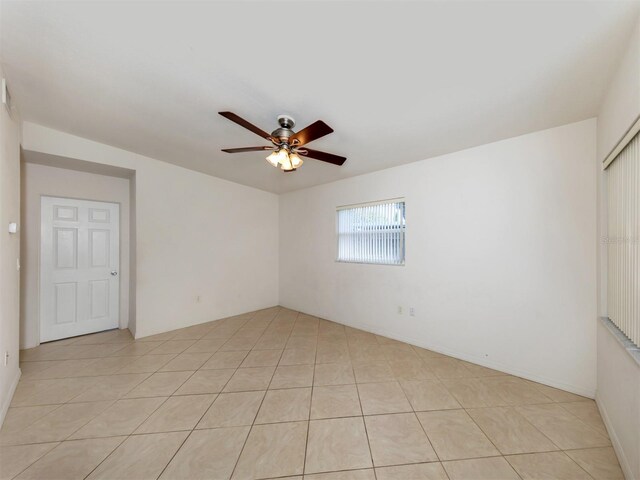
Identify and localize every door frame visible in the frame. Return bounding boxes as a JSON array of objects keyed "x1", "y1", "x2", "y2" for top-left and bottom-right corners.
[{"x1": 38, "y1": 194, "x2": 123, "y2": 343}]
